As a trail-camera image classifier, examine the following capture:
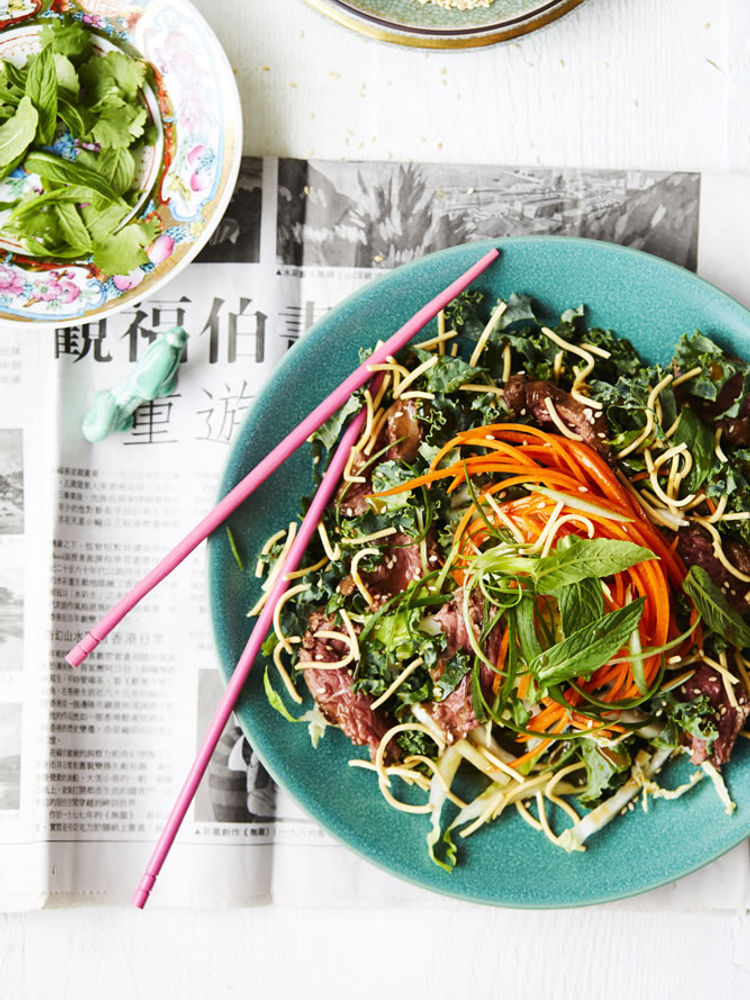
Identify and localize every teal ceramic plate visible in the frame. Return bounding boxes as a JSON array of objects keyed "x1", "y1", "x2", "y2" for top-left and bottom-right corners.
[
  {"x1": 209, "y1": 237, "x2": 750, "y2": 908},
  {"x1": 303, "y1": 0, "x2": 587, "y2": 48}
]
